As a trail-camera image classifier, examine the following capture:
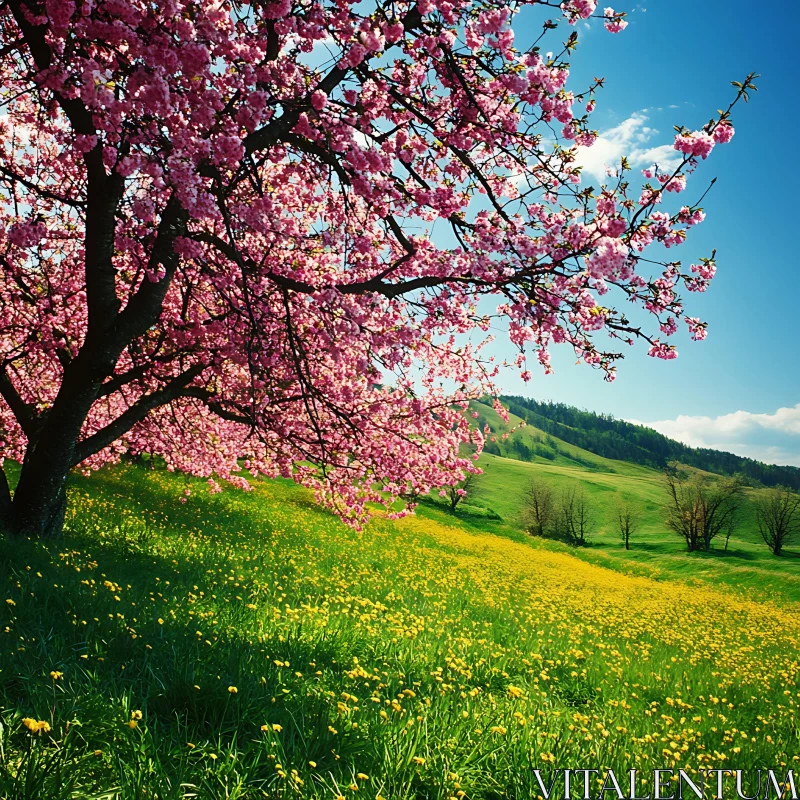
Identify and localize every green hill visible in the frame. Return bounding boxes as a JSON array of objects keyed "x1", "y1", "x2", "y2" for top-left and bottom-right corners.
[
  {"x1": 413, "y1": 399, "x2": 800, "y2": 596},
  {"x1": 470, "y1": 399, "x2": 653, "y2": 475},
  {"x1": 460, "y1": 450, "x2": 800, "y2": 600},
  {"x1": 1, "y1": 464, "x2": 799, "y2": 795},
  {"x1": 492, "y1": 395, "x2": 800, "y2": 490}
]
